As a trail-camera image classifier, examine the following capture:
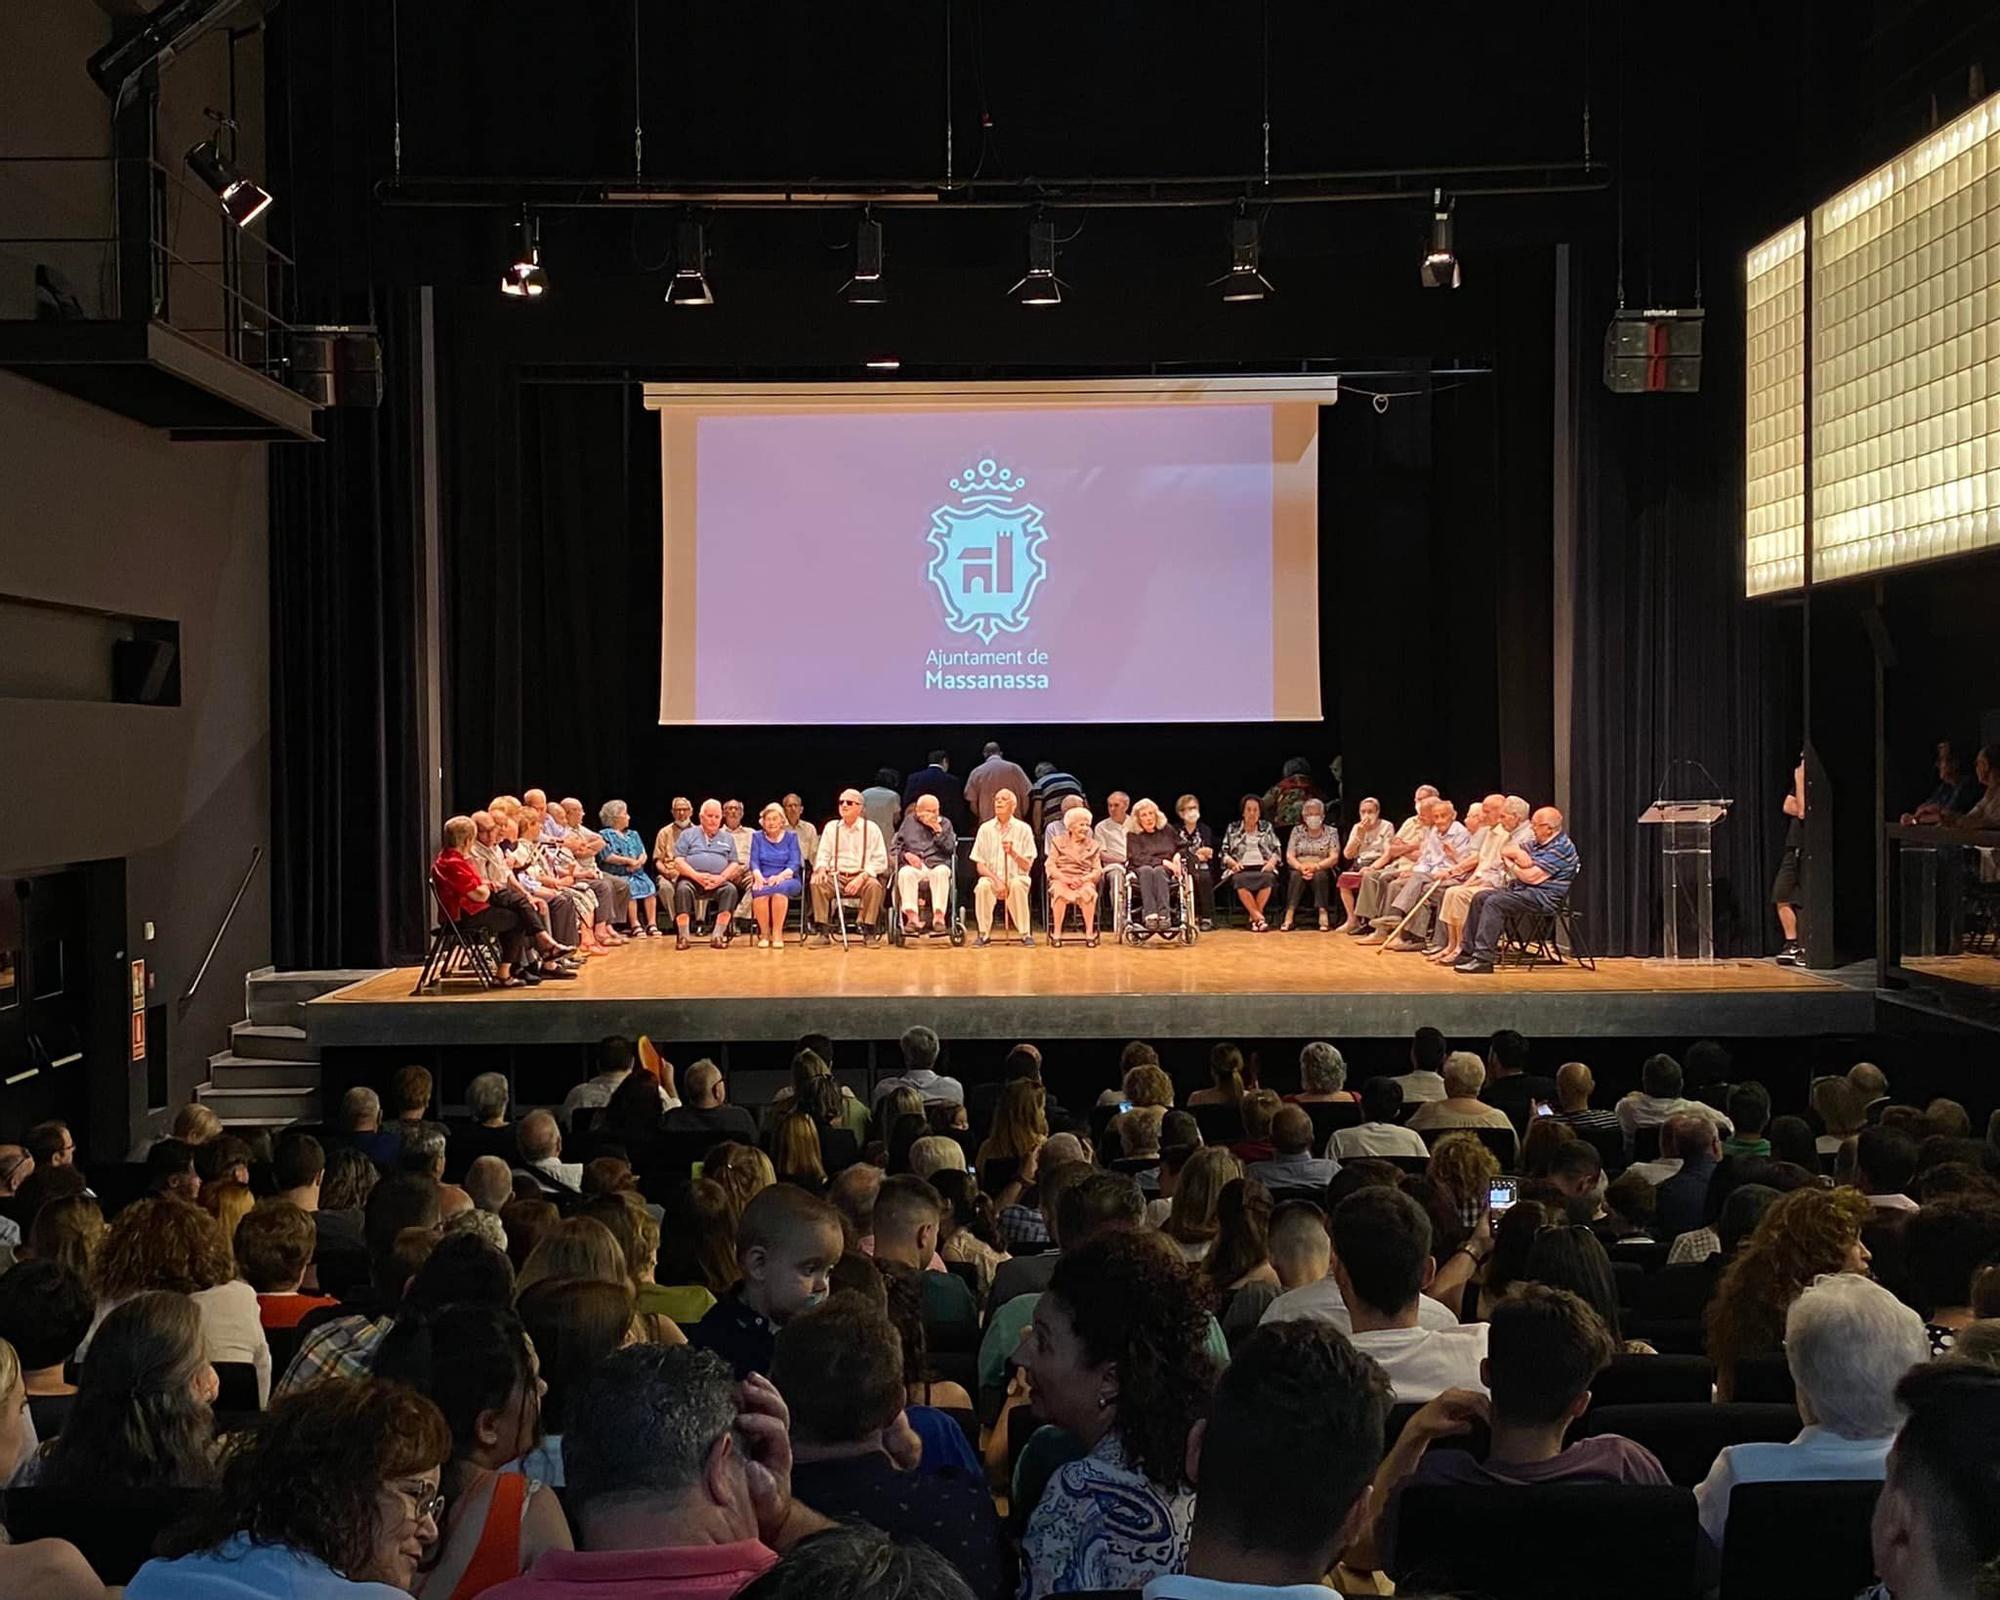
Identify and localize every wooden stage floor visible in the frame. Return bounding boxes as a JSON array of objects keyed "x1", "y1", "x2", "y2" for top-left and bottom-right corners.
[{"x1": 307, "y1": 927, "x2": 1876, "y2": 1048}]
